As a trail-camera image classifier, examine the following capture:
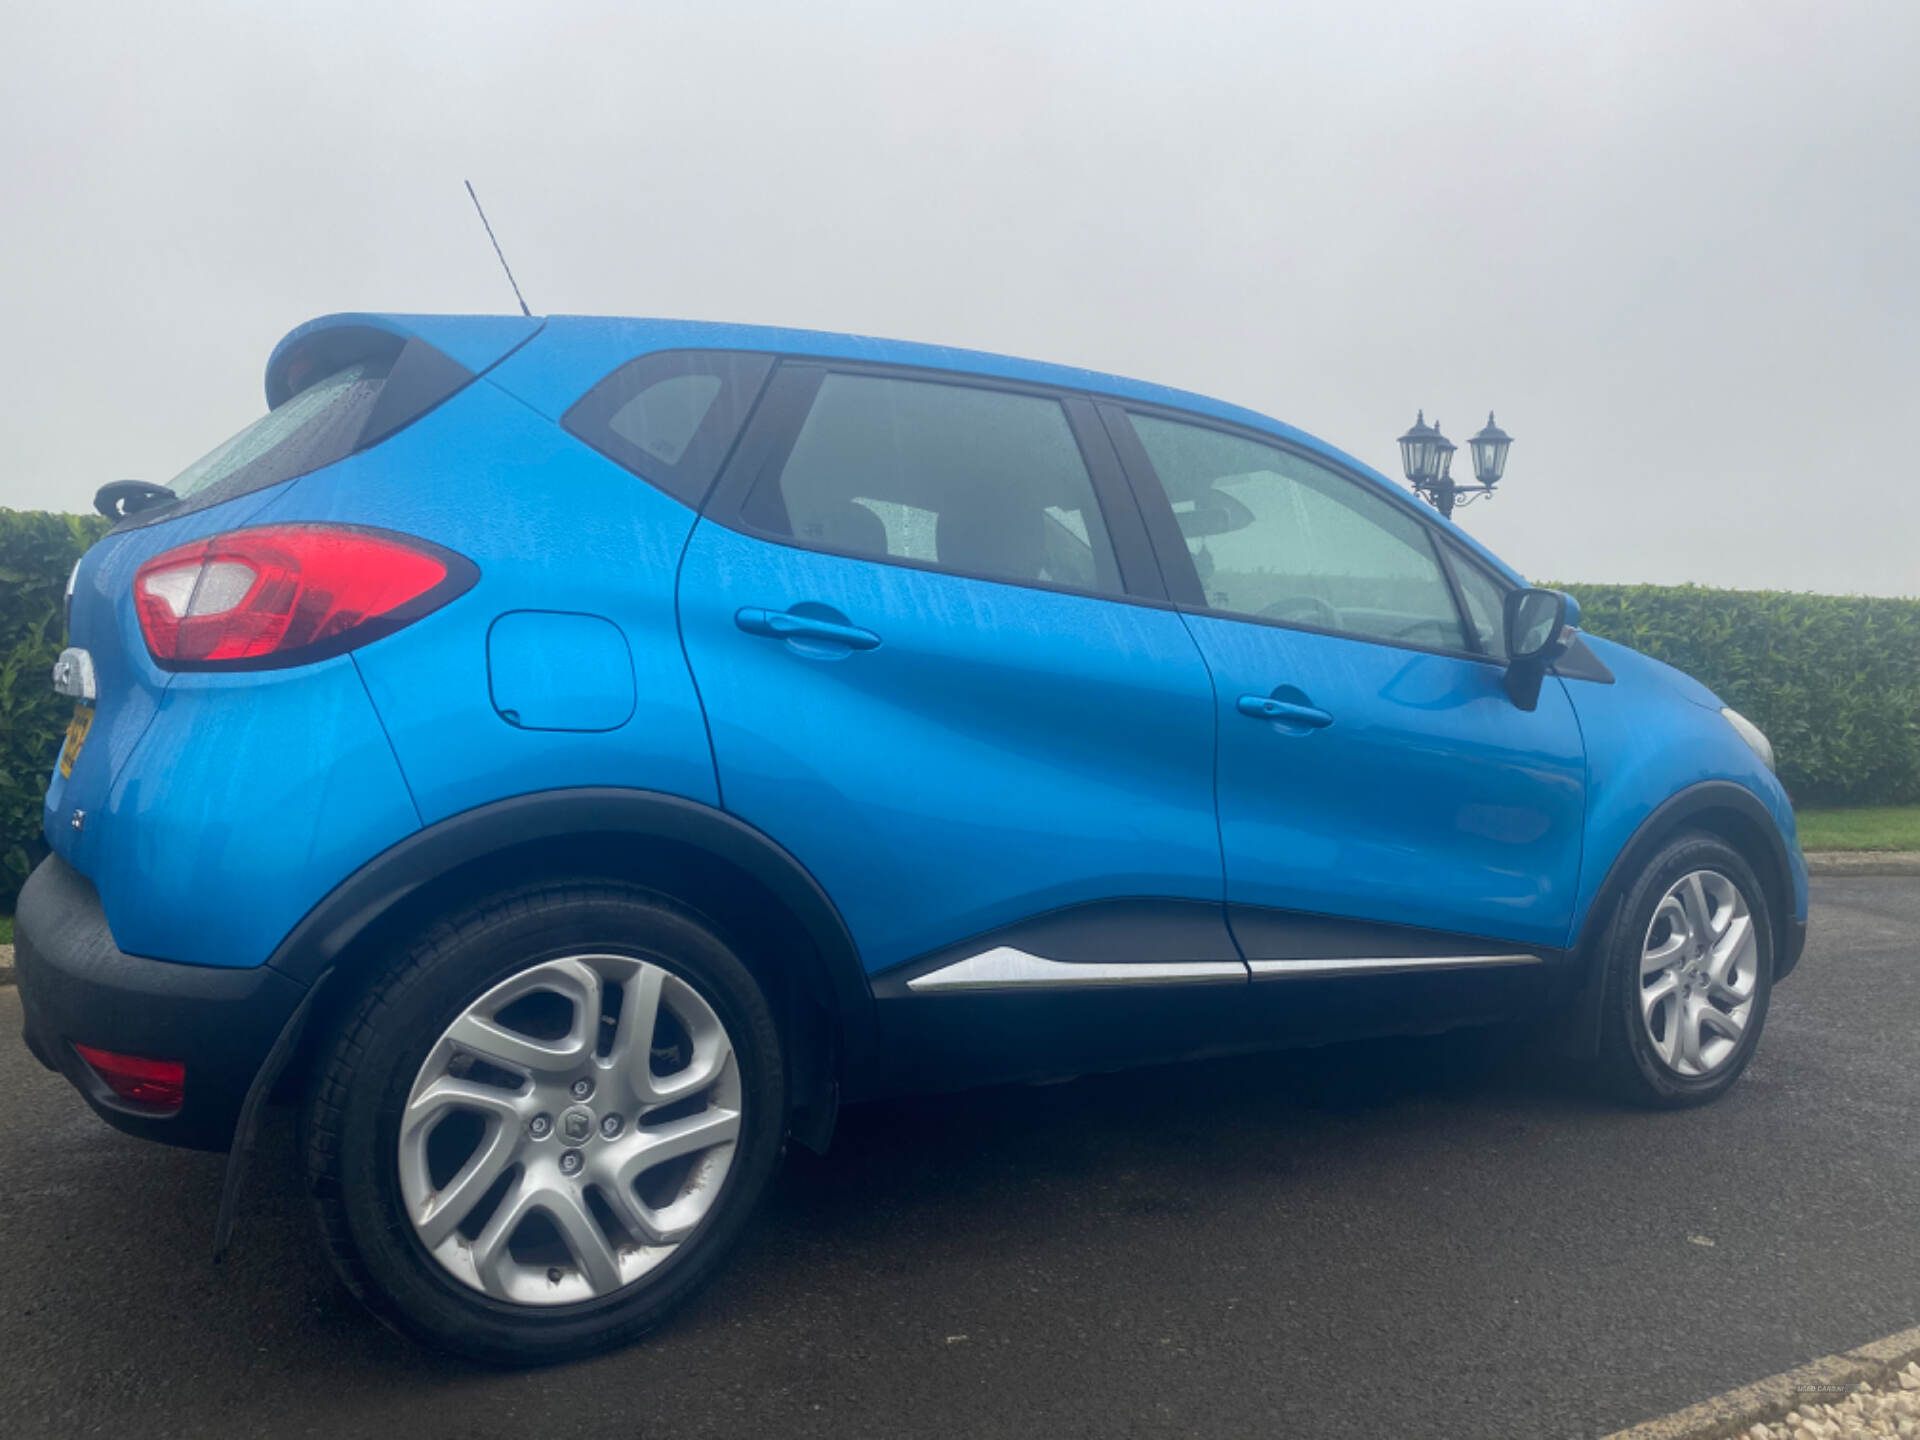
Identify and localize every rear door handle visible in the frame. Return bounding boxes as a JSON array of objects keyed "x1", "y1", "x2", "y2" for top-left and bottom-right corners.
[
  {"x1": 1237, "y1": 694, "x2": 1333, "y2": 728},
  {"x1": 735, "y1": 607, "x2": 882, "y2": 650}
]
